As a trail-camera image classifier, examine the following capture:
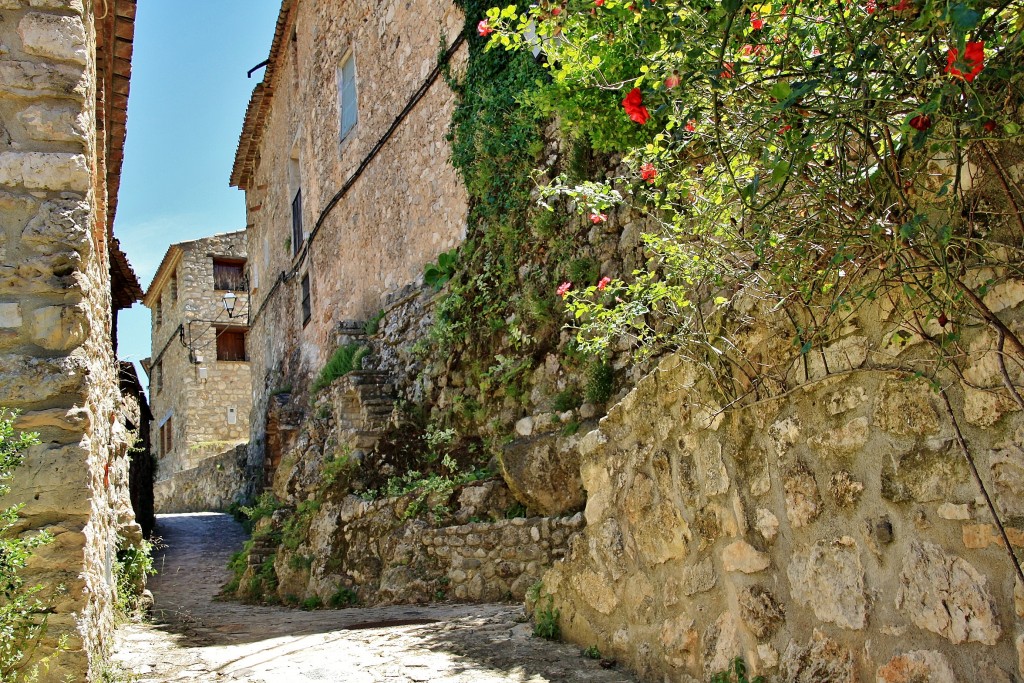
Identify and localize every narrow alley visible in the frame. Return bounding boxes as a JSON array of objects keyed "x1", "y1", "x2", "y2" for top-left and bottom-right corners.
[{"x1": 110, "y1": 514, "x2": 640, "y2": 682}]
